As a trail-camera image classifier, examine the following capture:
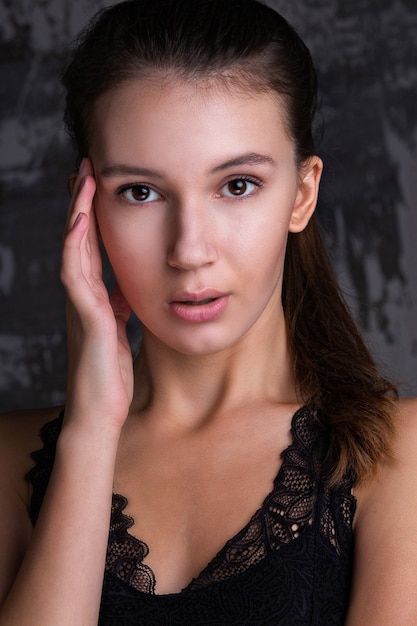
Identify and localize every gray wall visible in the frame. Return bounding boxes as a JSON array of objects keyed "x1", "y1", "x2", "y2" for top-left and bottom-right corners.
[{"x1": 1, "y1": 0, "x2": 416, "y2": 411}]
